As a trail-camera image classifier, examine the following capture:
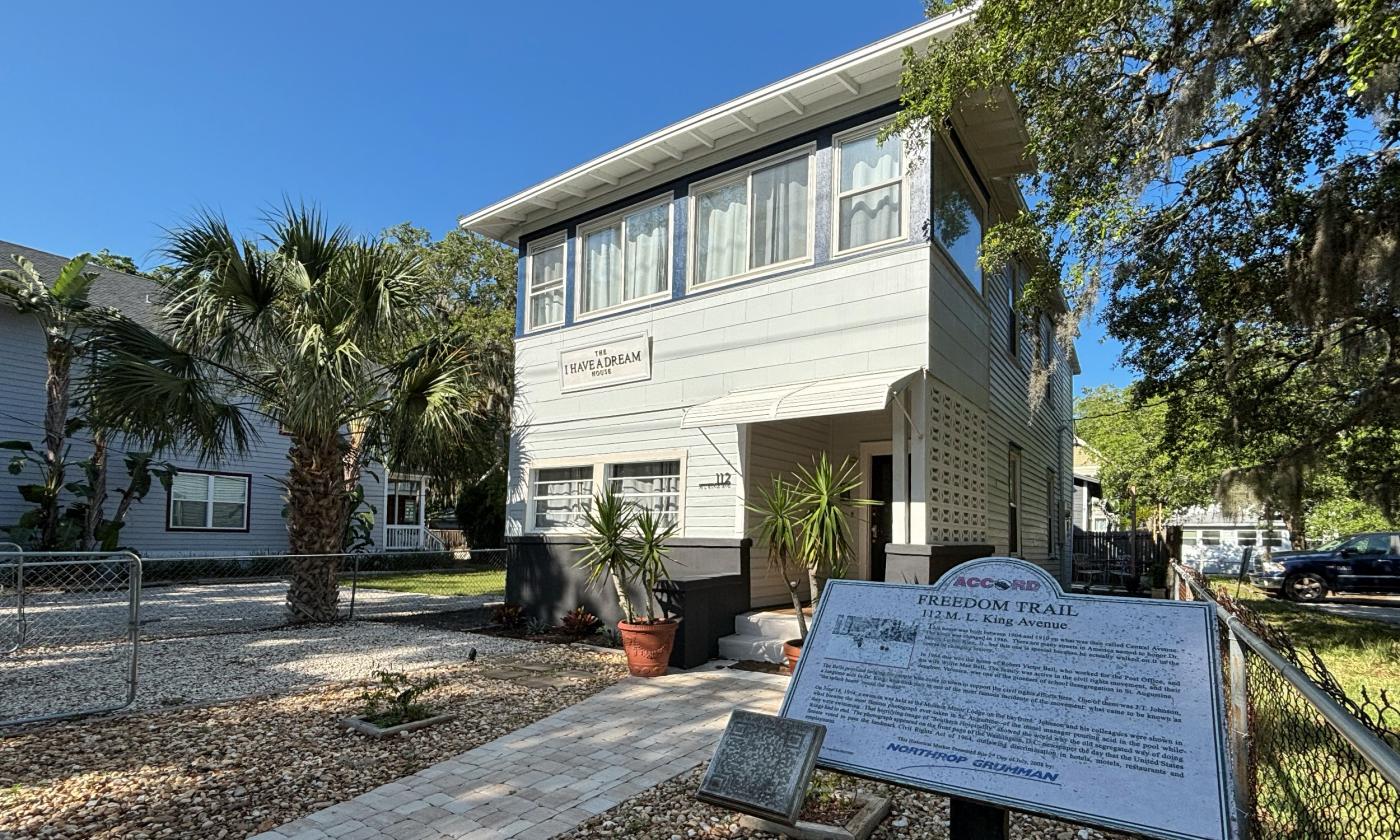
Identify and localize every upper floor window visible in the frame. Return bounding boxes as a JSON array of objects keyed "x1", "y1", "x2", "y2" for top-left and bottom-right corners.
[
  {"x1": 579, "y1": 198, "x2": 671, "y2": 315},
  {"x1": 692, "y1": 151, "x2": 812, "y2": 286},
  {"x1": 1007, "y1": 264, "x2": 1024, "y2": 360},
  {"x1": 169, "y1": 471, "x2": 248, "y2": 531},
  {"x1": 834, "y1": 126, "x2": 903, "y2": 254},
  {"x1": 526, "y1": 238, "x2": 565, "y2": 330},
  {"x1": 933, "y1": 136, "x2": 985, "y2": 292}
]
